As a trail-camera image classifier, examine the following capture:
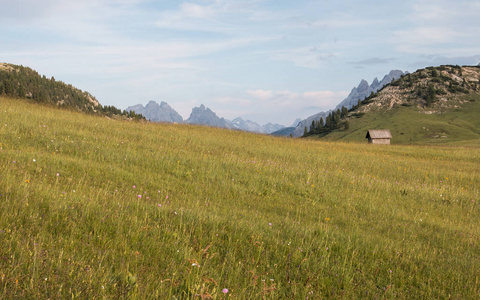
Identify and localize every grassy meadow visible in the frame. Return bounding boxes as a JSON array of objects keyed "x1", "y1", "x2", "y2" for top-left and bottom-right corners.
[
  {"x1": 321, "y1": 93, "x2": 480, "y2": 146},
  {"x1": 1, "y1": 97, "x2": 480, "y2": 299}
]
